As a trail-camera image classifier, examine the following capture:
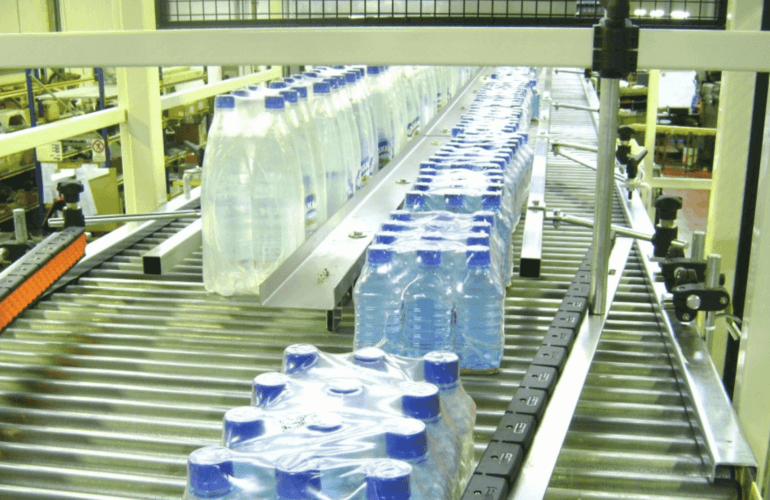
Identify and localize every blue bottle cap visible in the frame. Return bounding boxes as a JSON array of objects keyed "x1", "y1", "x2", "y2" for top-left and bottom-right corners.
[
  {"x1": 366, "y1": 460, "x2": 412, "y2": 500},
  {"x1": 327, "y1": 378, "x2": 363, "y2": 395},
  {"x1": 293, "y1": 85, "x2": 308, "y2": 99},
  {"x1": 367, "y1": 246, "x2": 393, "y2": 264},
  {"x1": 416, "y1": 249, "x2": 441, "y2": 267},
  {"x1": 265, "y1": 95, "x2": 285, "y2": 110},
  {"x1": 413, "y1": 183, "x2": 429, "y2": 192},
  {"x1": 473, "y1": 213, "x2": 495, "y2": 226},
  {"x1": 283, "y1": 77, "x2": 296, "y2": 84},
  {"x1": 482, "y1": 193, "x2": 502, "y2": 209},
  {"x1": 374, "y1": 233, "x2": 397, "y2": 245},
  {"x1": 231, "y1": 89, "x2": 249, "y2": 97},
  {"x1": 312, "y1": 82, "x2": 331, "y2": 95},
  {"x1": 467, "y1": 235, "x2": 490, "y2": 247},
  {"x1": 345, "y1": 72, "x2": 357, "y2": 83},
  {"x1": 416, "y1": 176, "x2": 433, "y2": 183},
  {"x1": 214, "y1": 95, "x2": 235, "y2": 109},
  {"x1": 390, "y1": 210, "x2": 411, "y2": 221},
  {"x1": 307, "y1": 413, "x2": 343, "y2": 433},
  {"x1": 445, "y1": 193, "x2": 464, "y2": 209},
  {"x1": 279, "y1": 89, "x2": 298, "y2": 104},
  {"x1": 401, "y1": 382, "x2": 440, "y2": 420},
  {"x1": 269, "y1": 81, "x2": 288, "y2": 89},
  {"x1": 382, "y1": 222, "x2": 410, "y2": 232},
  {"x1": 275, "y1": 463, "x2": 322, "y2": 499},
  {"x1": 423, "y1": 351, "x2": 460, "y2": 387},
  {"x1": 304, "y1": 72, "x2": 319, "y2": 78},
  {"x1": 247, "y1": 85, "x2": 261, "y2": 91},
  {"x1": 467, "y1": 248, "x2": 492, "y2": 267},
  {"x1": 188, "y1": 446, "x2": 234, "y2": 498},
  {"x1": 223, "y1": 406, "x2": 266, "y2": 447},
  {"x1": 404, "y1": 192, "x2": 425, "y2": 209},
  {"x1": 367, "y1": 66, "x2": 380, "y2": 75},
  {"x1": 420, "y1": 233, "x2": 443, "y2": 242},
  {"x1": 253, "y1": 372, "x2": 288, "y2": 406},
  {"x1": 283, "y1": 344, "x2": 320, "y2": 374},
  {"x1": 385, "y1": 418, "x2": 428, "y2": 460},
  {"x1": 354, "y1": 347, "x2": 386, "y2": 366}
]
